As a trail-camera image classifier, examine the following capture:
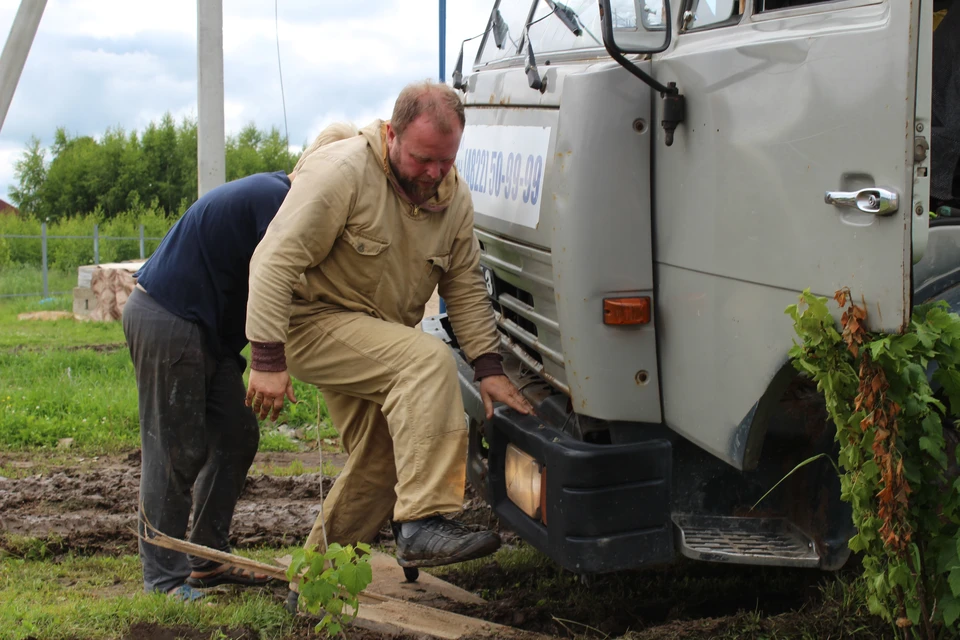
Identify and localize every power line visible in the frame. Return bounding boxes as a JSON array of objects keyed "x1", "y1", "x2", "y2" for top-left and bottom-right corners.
[{"x1": 274, "y1": 0, "x2": 289, "y2": 147}]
